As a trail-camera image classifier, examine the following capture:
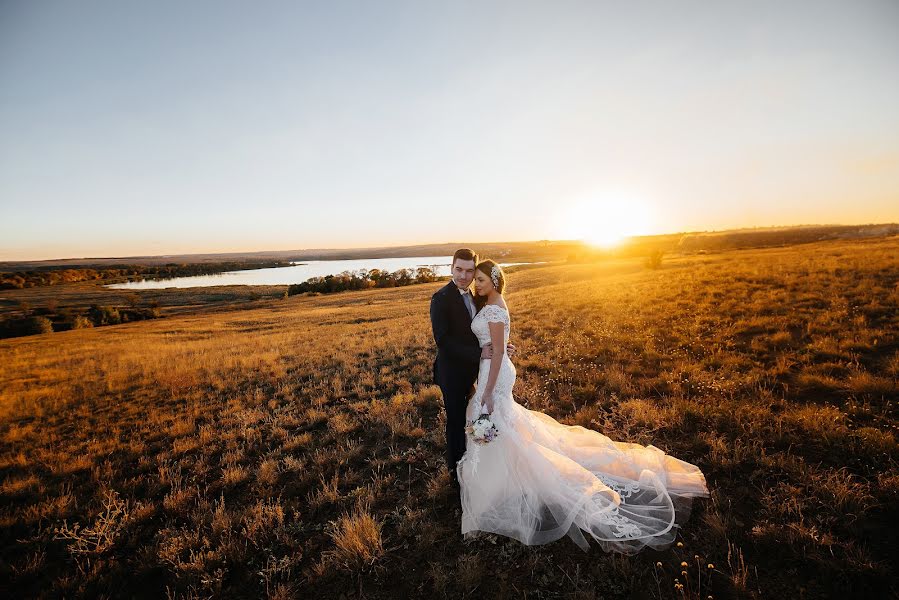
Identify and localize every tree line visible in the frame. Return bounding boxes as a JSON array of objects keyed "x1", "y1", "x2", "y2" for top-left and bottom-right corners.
[{"x1": 287, "y1": 267, "x2": 440, "y2": 296}]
